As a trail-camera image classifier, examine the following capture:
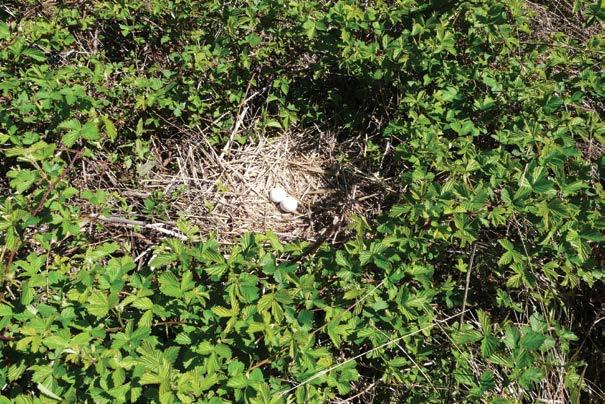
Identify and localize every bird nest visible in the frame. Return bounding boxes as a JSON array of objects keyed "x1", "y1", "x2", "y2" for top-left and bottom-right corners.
[{"x1": 142, "y1": 130, "x2": 393, "y2": 243}]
